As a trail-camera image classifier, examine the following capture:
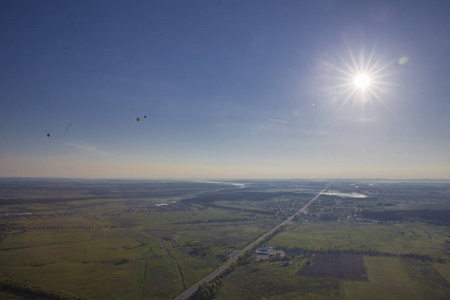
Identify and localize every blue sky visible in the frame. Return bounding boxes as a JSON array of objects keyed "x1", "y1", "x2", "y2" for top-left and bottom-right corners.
[{"x1": 1, "y1": 0, "x2": 449, "y2": 179}]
